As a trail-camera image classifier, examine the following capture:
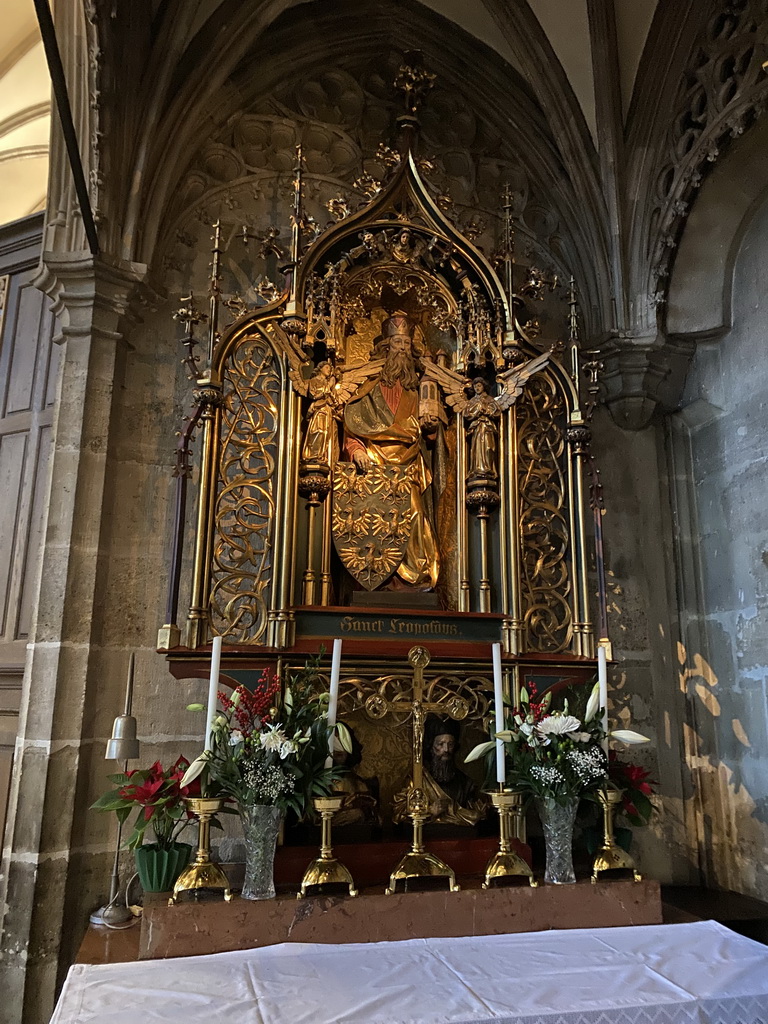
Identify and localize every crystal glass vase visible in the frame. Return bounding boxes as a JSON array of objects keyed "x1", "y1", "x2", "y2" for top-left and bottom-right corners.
[
  {"x1": 536, "y1": 795, "x2": 578, "y2": 884},
  {"x1": 239, "y1": 803, "x2": 283, "y2": 900}
]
